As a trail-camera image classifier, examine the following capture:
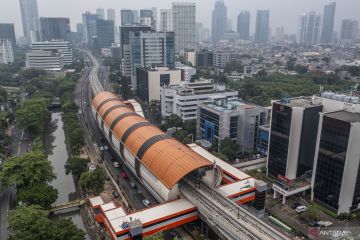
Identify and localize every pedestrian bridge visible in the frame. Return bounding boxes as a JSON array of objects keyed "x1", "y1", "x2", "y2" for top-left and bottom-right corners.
[{"x1": 50, "y1": 199, "x2": 86, "y2": 214}]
